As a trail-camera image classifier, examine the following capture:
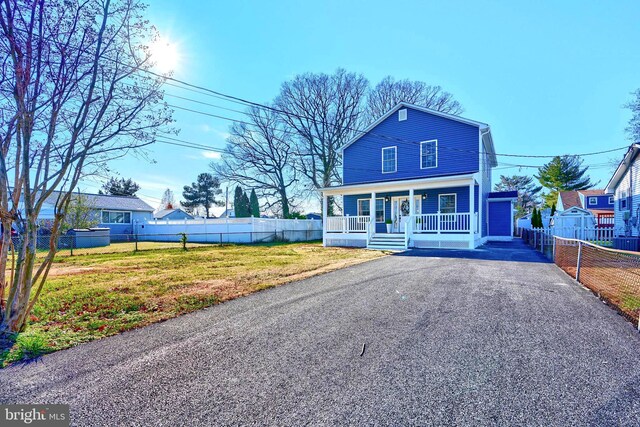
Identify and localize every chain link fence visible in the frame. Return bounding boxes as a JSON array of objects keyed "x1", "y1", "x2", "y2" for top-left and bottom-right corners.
[
  {"x1": 9, "y1": 229, "x2": 323, "y2": 257},
  {"x1": 554, "y1": 237, "x2": 640, "y2": 325},
  {"x1": 520, "y1": 228, "x2": 554, "y2": 260},
  {"x1": 522, "y1": 229, "x2": 640, "y2": 326}
]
